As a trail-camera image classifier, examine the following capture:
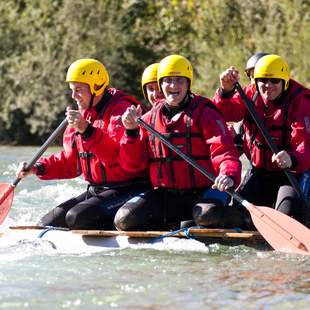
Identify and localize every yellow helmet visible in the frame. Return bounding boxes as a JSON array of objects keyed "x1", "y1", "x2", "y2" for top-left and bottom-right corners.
[
  {"x1": 254, "y1": 54, "x2": 290, "y2": 90},
  {"x1": 141, "y1": 63, "x2": 159, "y2": 99},
  {"x1": 157, "y1": 55, "x2": 193, "y2": 90},
  {"x1": 66, "y1": 58, "x2": 110, "y2": 96}
]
